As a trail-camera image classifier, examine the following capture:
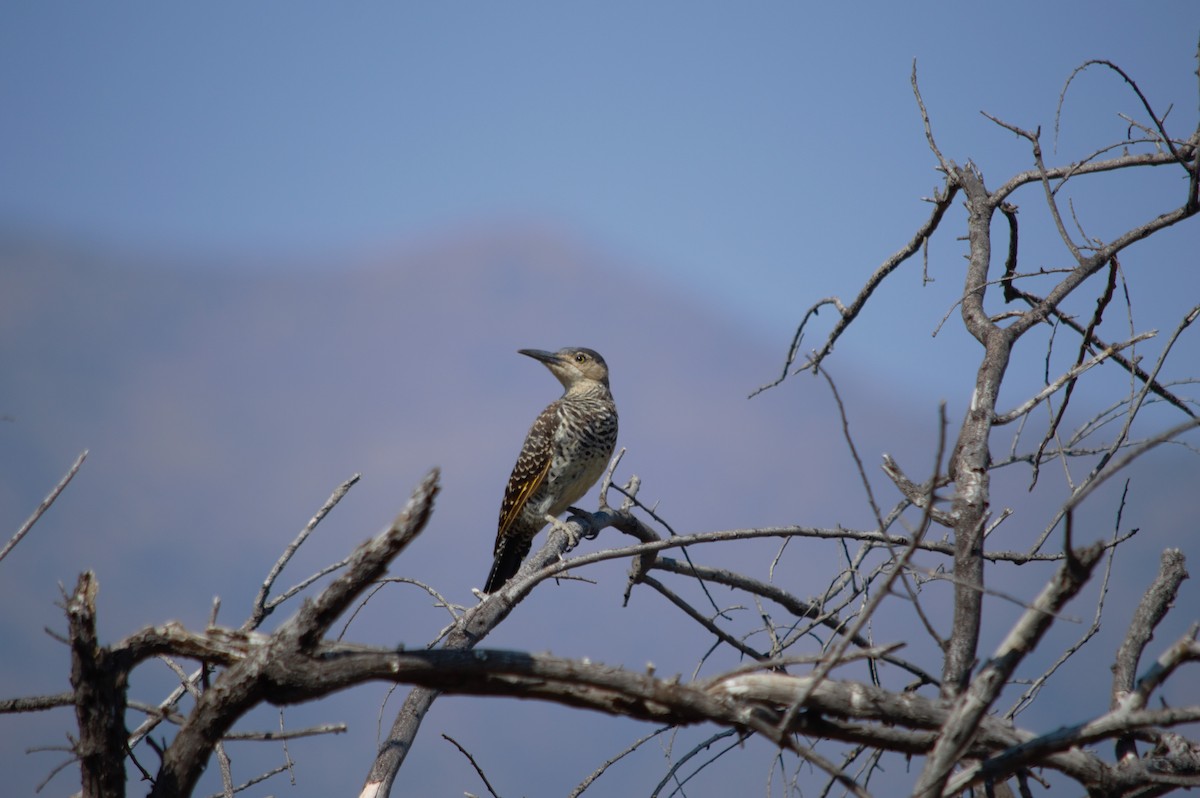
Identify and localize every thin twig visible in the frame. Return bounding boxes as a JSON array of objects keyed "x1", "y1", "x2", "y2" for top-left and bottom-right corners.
[
  {"x1": 569, "y1": 726, "x2": 670, "y2": 798},
  {"x1": 994, "y1": 330, "x2": 1156, "y2": 425},
  {"x1": 1006, "y1": 490, "x2": 1128, "y2": 720},
  {"x1": 1, "y1": 450, "x2": 87, "y2": 565},
  {"x1": 249, "y1": 473, "x2": 361, "y2": 628},
  {"x1": 442, "y1": 733, "x2": 500, "y2": 798},
  {"x1": 749, "y1": 177, "x2": 957, "y2": 394},
  {"x1": 200, "y1": 766, "x2": 289, "y2": 798}
]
